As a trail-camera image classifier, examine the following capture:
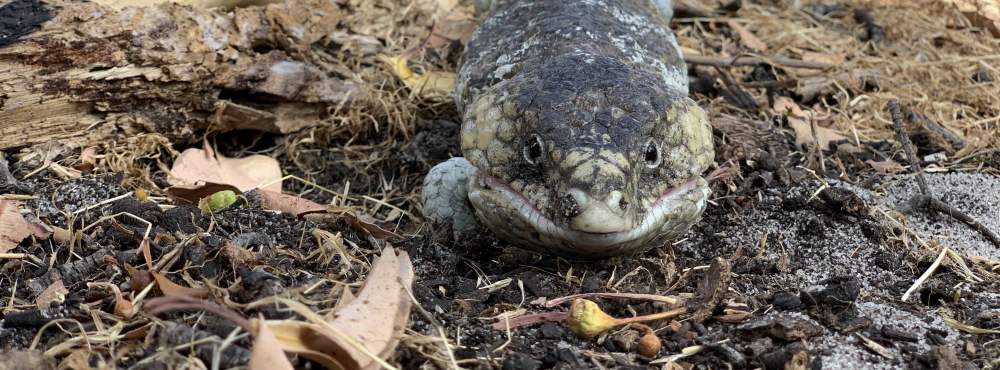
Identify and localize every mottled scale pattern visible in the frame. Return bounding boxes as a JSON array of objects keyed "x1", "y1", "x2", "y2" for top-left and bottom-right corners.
[{"x1": 445, "y1": 0, "x2": 715, "y2": 257}]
